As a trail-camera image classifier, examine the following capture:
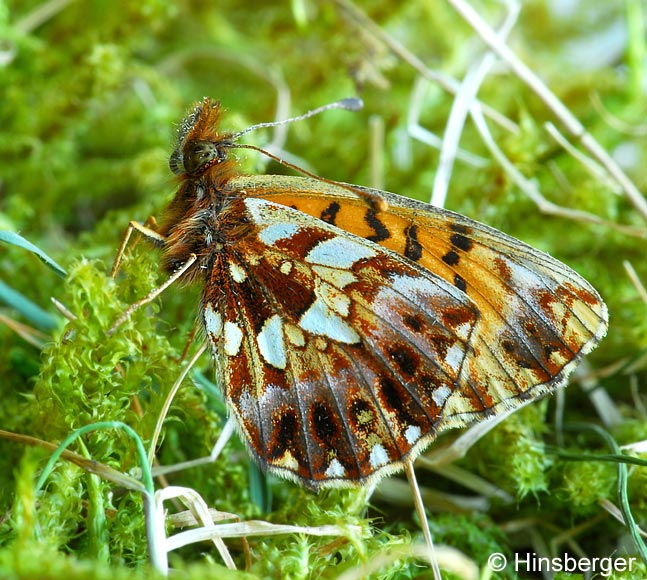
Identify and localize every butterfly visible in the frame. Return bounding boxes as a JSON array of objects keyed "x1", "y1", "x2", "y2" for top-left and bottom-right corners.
[{"x1": 131, "y1": 98, "x2": 608, "y2": 491}]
